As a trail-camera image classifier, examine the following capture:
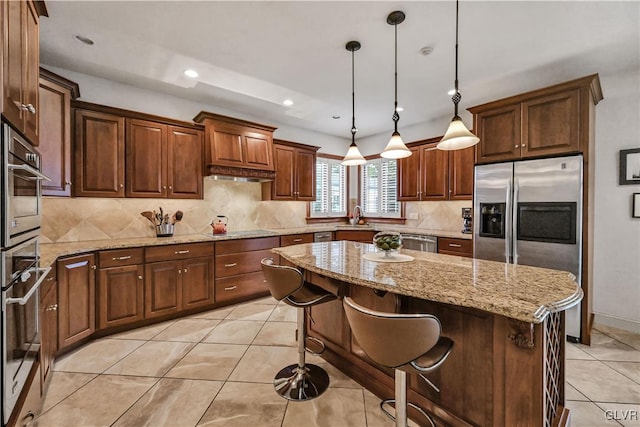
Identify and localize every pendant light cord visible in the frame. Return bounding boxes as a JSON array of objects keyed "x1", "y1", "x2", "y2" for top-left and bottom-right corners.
[
  {"x1": 452, "y1": 0, "x2": 462, "y2": 118},
  {"x1": 351, "y1": 48, "x2": 357, "y2": 143},
  {"x1": 392, "y1": 22, "x2": 400, "y2": 132}
]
